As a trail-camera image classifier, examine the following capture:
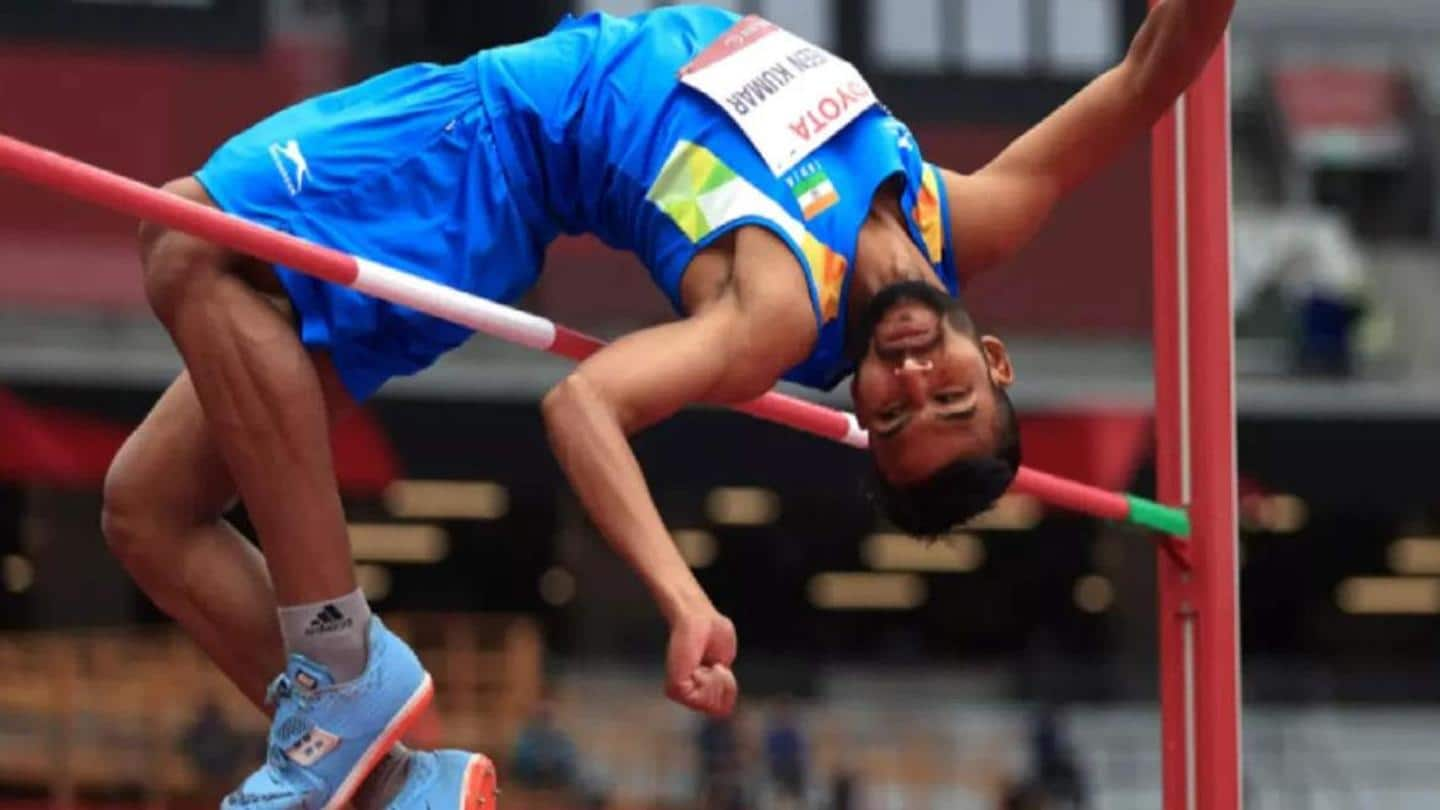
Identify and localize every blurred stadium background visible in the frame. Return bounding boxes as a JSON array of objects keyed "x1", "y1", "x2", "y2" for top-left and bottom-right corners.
[{"x1": 4, "y1": 0, "x2": 1440, "y2": 807}]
